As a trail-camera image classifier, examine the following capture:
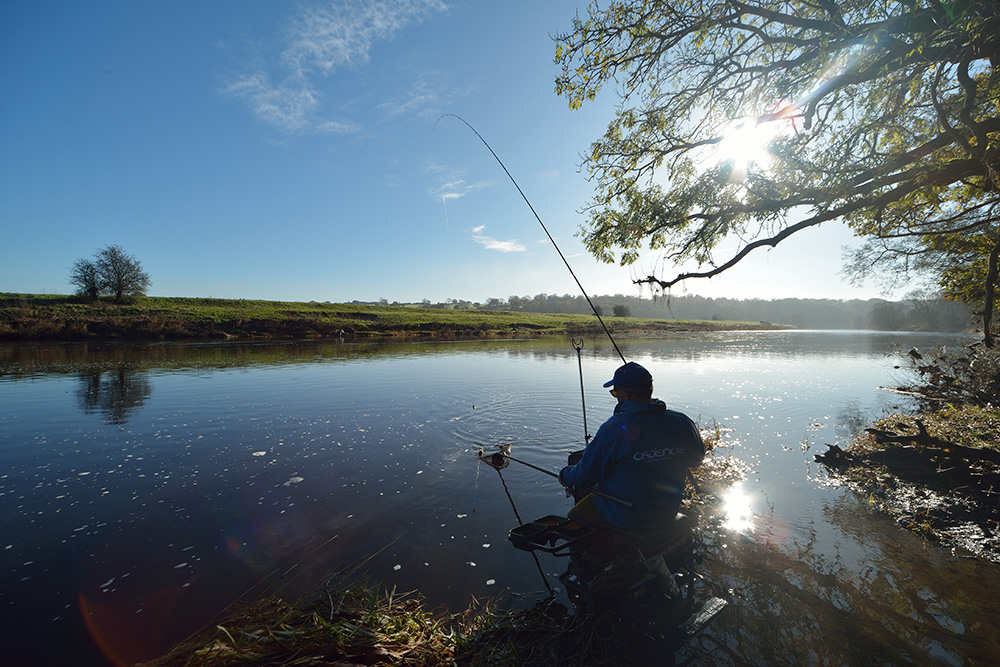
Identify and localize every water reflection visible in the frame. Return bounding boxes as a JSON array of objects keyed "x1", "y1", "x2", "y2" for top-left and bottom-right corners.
[
  {"x1": 680, "y1": 492, "x2": 1000, "y2": 666},
  {"x1": 720, "y1": 483, "x2": 755, "y2": 533},
  {"x1": 75, "y1": 367, "x2": 152, "y2": 424},
  {"x1": 0, "y1": 332, "x2": 993, "y2": 666}
]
